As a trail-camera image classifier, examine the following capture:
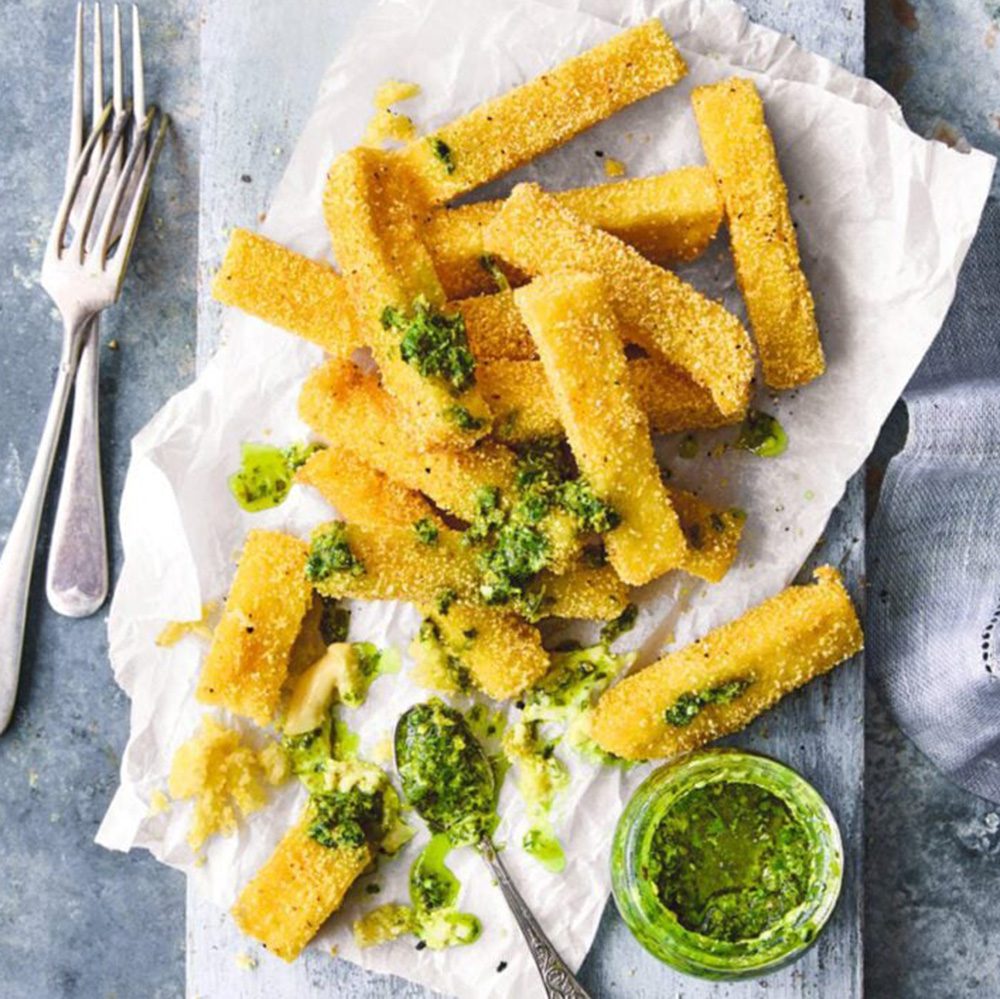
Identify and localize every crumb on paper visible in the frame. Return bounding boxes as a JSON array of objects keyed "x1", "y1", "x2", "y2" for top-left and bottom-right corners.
[
  {"x1": 234, "y1": 951, "x2": 258, "y2": 971},
  {"x1": 156, "y1": 602, "x2": 218, "y2": 647},
  {"x1": 28, "y1": 770, "x2": 39, "y2": 789},
  {"x1": 148, "y1": 788, "x2": 171, "y2": 816},
  {"x1": 329, "y1": 944, "x2": 340, "y2": 958},
  {"x1": 363, "y1": 78, "x2": 421, "y2": 147},
  {"x1": 167, "y1": 716, "x2": 278, "y2": 850},
  {"x1": 604, "y1": 156, "x2": 626, "y2": 178}
]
